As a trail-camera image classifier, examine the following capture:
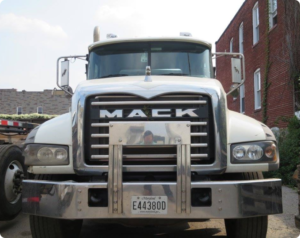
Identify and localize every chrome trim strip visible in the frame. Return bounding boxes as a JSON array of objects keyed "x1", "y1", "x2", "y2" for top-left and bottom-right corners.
[
  {"x1": 92, "y1": 134, "x2": 109, "y2": 138},
  {"x1": 123, "y1": 165, "x2": 176, "y2": 172},
  {"x1": 191, "y1": 154, "x2": 208, "y2": 158},
  {"x1": 185, "y1": 145, "x2": 191, "y2": 214},
  {"x1": 176, "y1": 144, "x2": 182, "y2": 214},
  {"x1": 191, "y1": 133, "x2": 207, "y2": 136},
  {"x1": 91, "y1": 155, "x2": 109, "y2": 159},
  {"x1": 117, "y1": 145, "x2": 123, "y2": 214},
  {"x1": 108, "y1": 145, "x2": 123, "y2": 214},
  {"x1": 176, "y1": 145, "x2": 191, "y2": 214},
  {"x1": 123, "y1": 154, "x2": 176, "y2": 159},
  {"x1": 181, "y1": 145, "x2": 186, "y2": 213},
  {"x1": 190, "y1": 122, "x2": 207, "y2": 126},
  {"x1": 95, "y1": 96, "x2": 138, "y2": 99},
  {"x1": 91, "y1": 123, "x2": 109, "y2": 127},
  {"x1": 91, "y1": 100, "x2": 207, "y2": 106},
  {"x1": 191, "y1": 143, "x2": 208, "y2": 147},
  {"x1": 124, "y1": 145, "x2": 175, "y2": 149},
  {"x1": 113, "y1": 146, "x2": 118, "y2": 213},
  {"x1": 108, "y1": 145, "x2": 114, "y2": 214},
  {"x1": 160, "y1": 95, "x2": 204, "y2": 98},
  {"x1": 94, "y1": 95, "x2": 203, "y2": 99},
  {"x1": 91, "y1": 145, "x2": 109, "y2": 148}
]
